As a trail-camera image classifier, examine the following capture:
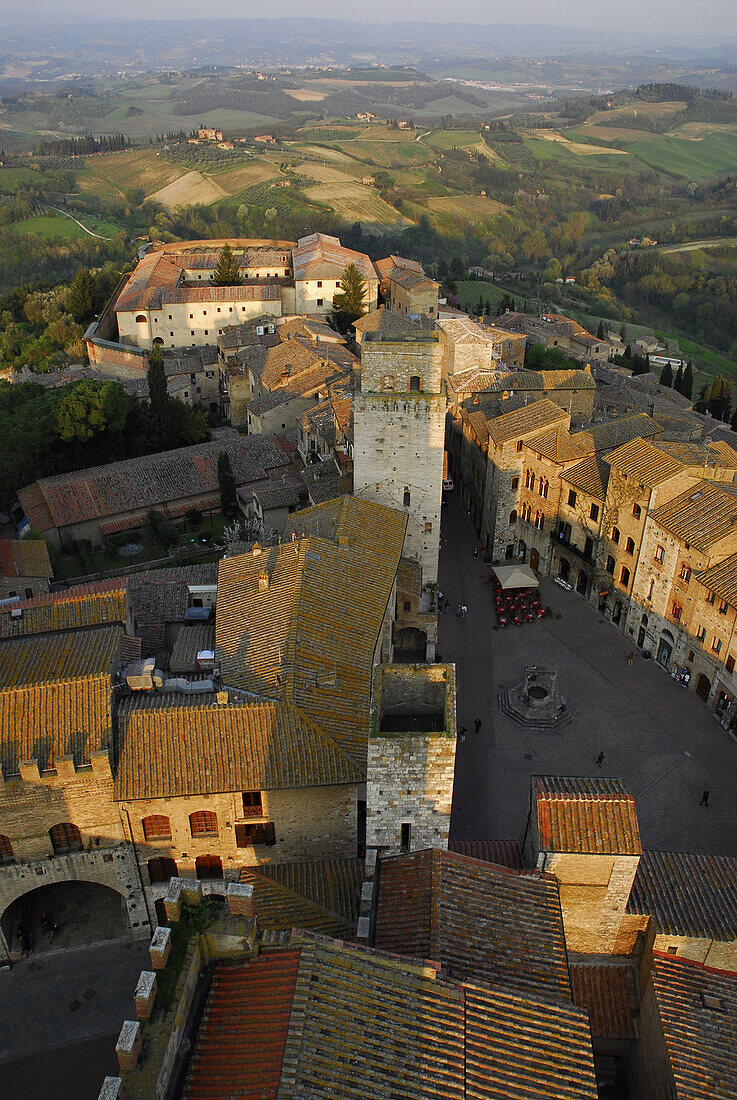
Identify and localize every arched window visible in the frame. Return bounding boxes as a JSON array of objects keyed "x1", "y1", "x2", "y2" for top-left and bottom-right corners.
[
  {"x1": 680, "y1": 563, "x2": 691, "y2": 583},
  {"x1": 152, "y1": 336, "x2": 164, "y2": 346},
  {"x1": 612, "y1": 527, "x2": 620, "y2": 544},
  {"x1": 142, "y1": 815, "x2": 172, "y2": 841},
  {"x1": 135, "y1": 314, "x2": 147, "y2": 323},
  {"x1": 509, "y1": 510, "x2": 517, "y2": 525},
  {"x1": 49, "y1": 822, "x2": 83, "y2": 855},
  {"x1": 189, "y1": 811, "x2": 218, "y2": 837},
  {"x1": 403, "y1": 490, "x2": 411, "y2": 507},
  {"x1": 0, "y1": 834, "x2": 14, "y2": 864},
  {"x1": 409, "y1": 376, "x2": 421, "y2": 391},
  {"x1": 672, "y1": 602, "x2": 682, "y2": 622}
]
